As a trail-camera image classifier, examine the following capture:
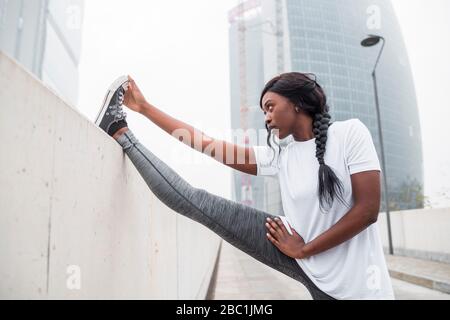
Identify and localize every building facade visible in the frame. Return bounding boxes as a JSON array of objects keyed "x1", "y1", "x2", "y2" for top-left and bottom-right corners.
[
  {"x1": 0, "y1": 0, "x2": 84, "y2": 106},
  {"x1": 228, "y1": 0, "x2": 424, "y2": 214}
]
